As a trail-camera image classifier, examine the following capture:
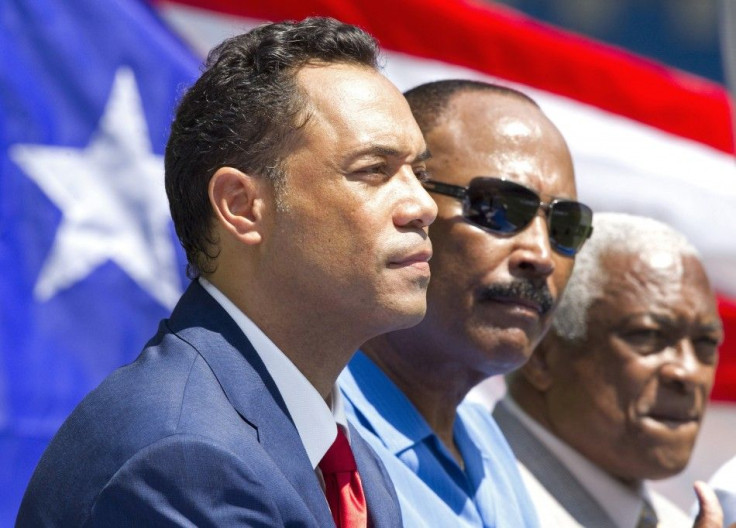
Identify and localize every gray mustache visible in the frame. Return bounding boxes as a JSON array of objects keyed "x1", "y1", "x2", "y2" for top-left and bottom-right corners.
[{"x1": 479, "y1": 280, "x2": 554, "y2": 315}]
